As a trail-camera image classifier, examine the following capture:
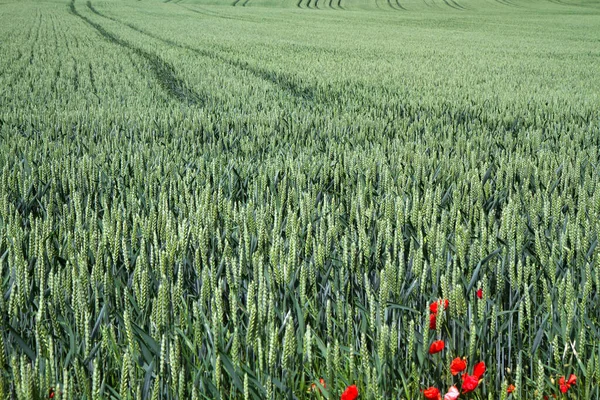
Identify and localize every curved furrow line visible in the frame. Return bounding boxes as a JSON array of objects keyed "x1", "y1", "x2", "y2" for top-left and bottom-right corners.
[
  {"x1": 549, "y1": 0, "x2": 592, "y2": 8},
  {"x1": 448, "y1": 0, "x2": 466, "y2": 9},
  {"x1": 87, "y1": 2, "x2": 319, "y2": 104},
  {"x1": 441, "y1": 0, "x2": 462, "y2": 10},
  {"x1": 177, "y1": 4, "x2": 255, "y2": 23},
  {"x1": 69, "y1": 0, "x2": 205, "y2": 105},
  {"x1": 88, "y1": 62, "x2": 100, "y2": 101},
  {"x1": 395, "y1": 0, "x2": 407, "y2": 10},
  {"x1": 387, "y1": 0, "x2": 407, "y2": 11},
  {"x1": 492, "y1": 0, "x2": 522, "y2": 8},
  {"x1": 71, "y1": 56, "x2": 79, "y2": 92}
]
